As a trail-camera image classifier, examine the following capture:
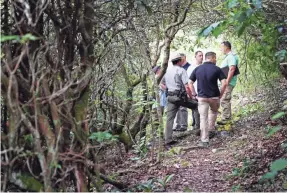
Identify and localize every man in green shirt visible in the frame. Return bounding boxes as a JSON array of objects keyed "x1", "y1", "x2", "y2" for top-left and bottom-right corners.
[{"x1": 218, "y1": 41, "x2": 239, "y2": 124}]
